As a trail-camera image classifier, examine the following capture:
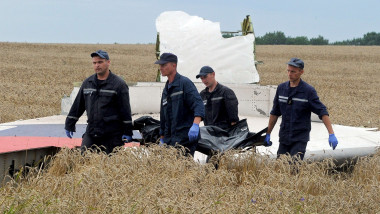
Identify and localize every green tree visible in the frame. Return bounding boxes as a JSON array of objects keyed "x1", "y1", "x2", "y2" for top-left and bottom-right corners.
[
  {"x1": 256, "y1": 31, "x2": 286, "y2": 45},
  {"x1": 222, "y1": 33, "x2": 236, "y2": 38},
  {"x1": 256, "y1": 31, "x2": 380, "y2": 46},
  {"x1": 286, "y1": 36, "x2": 309, "y2": 45},
  {"x1": 332, "y1": 37, "x2": 363, "y2": 45},
  {"x1": 310, "y1": 35, "x2": 329, "y2": 45},
  {"x1": 362, "y1": 32, "x2": 380, "y2": 45}
]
